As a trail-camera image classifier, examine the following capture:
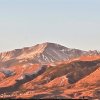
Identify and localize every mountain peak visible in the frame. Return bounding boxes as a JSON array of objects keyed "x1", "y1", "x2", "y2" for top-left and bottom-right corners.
[
  {"x1": 39, "y1": 42, "x2": 68, "y2": 50},
  {"x1": 0, "y1": 42, "x2": 100, "y2": 67},
  {"x1": 38, "y1": 42, "x2": 61, "y2": 47}
]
